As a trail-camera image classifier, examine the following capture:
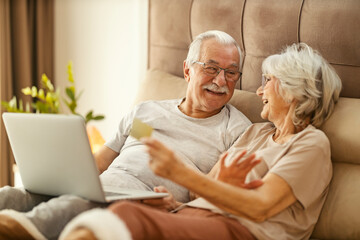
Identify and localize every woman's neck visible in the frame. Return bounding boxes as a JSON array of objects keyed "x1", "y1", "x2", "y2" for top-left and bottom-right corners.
[{"x1": 272, "y1": 102, "x2": 304, "y2": 144}]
